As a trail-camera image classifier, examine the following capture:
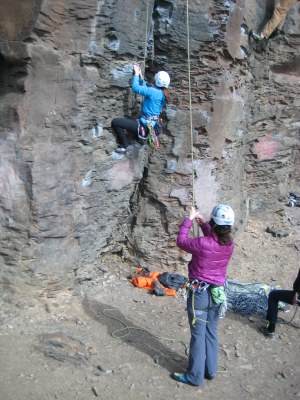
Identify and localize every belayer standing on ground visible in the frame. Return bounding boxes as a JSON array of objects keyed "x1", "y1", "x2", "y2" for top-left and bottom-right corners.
[
  {"x1": 261, "y1": 267, "x2": 300, "y2": 339},
  {"x1": 172, "y1": 204, "x2": 235, "y2": 386},
  {"x1": 111, "y1": 64, "x2": 170, "y2": 153},
  {"x1": 251, "y1": 0, "x2": 299, "y2": 42}
]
